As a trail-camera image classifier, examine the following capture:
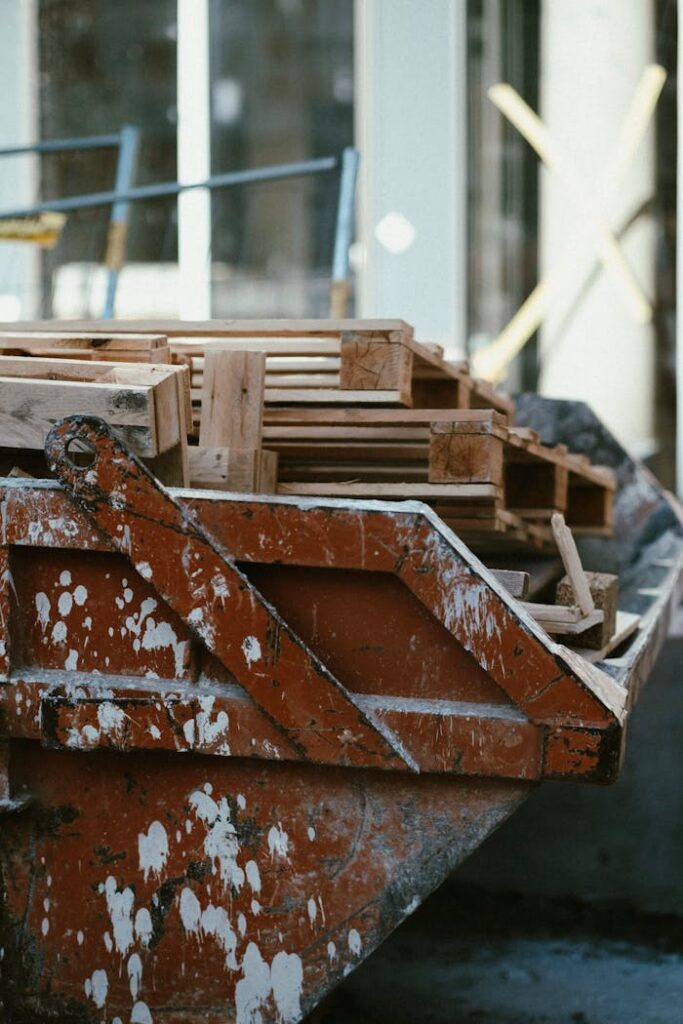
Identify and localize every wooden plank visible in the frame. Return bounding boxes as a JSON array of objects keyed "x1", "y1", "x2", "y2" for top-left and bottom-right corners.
[
  {"x1": 193, "y1": 374, "x2": 340, "y2": 392},
  {"x1": 551, "y1": 512, "x2": 595, "y2": 615},
  {"x1": 177, "y1": 339, "x2": 342, "y2": 356},
  {"x1": 277, "y1": 481, "x2": 501, "y2": 499},
  {"x1": 571, "y1": 611, "x2": 641, "y2": 663},
  {"x1": 9, "y1": 317, "x2": 412, "y2": 337},
  {"x1": 265, "y1": 407, "x2": 505, "y2": 426},
  {"x1": 521, "y1": 603, "x2": 605, "y2": 635},
  {"x1": 189, "y1": 446, "x2": 278, "y2": 493},
  {"x1": 190, "y1": 356, "x2": 341, "y2": 374},
  {"x1": 0, "y1": 330, "x2": 167, "y2": 350},
  {"x1": 199, "y1": 350, "x2": 265, "y2": 449},
  {"x1": 490, "y1": 569, "x2": 530, "y2": 599},
  {"x1": 0, "y1": 377, "x2": 159, "y2": 455}
]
